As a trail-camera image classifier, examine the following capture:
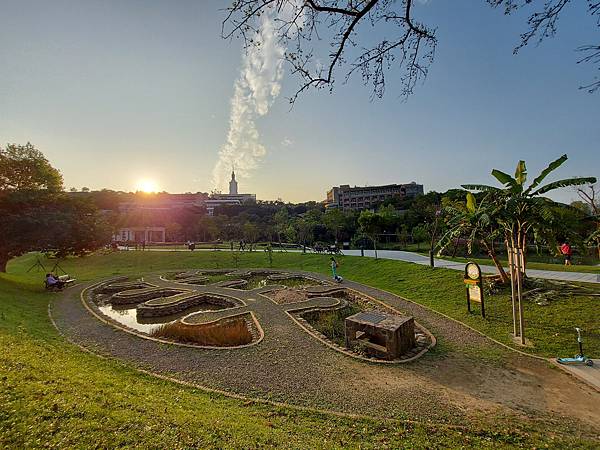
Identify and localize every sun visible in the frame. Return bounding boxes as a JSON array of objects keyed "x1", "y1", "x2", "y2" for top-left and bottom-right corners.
[{"x1": 135, "y1": 178, "x2": 159, "y2": 193}]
